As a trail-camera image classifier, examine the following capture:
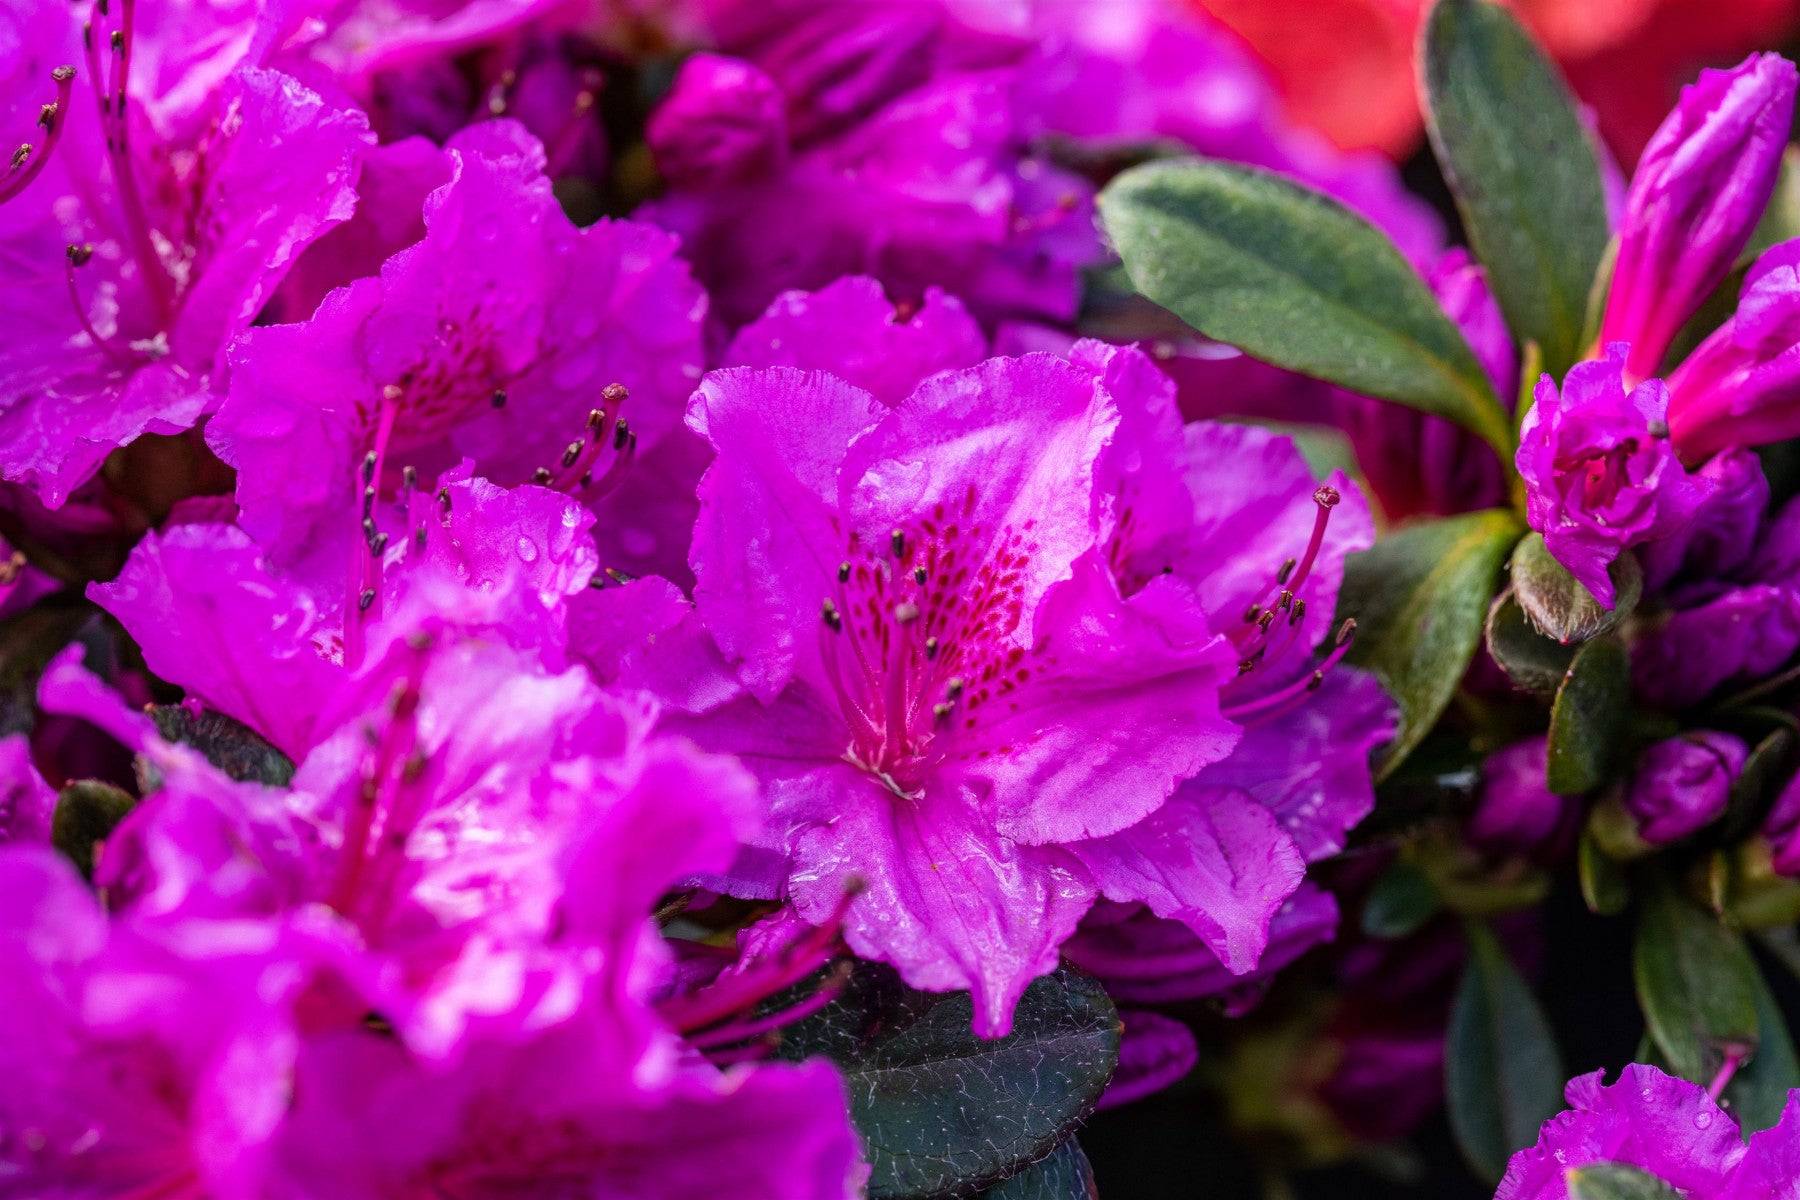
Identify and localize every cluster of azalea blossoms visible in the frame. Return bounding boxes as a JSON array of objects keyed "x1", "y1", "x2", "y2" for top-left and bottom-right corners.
[{"x1": 8, "y1": 0, "x2": 1800, "y2": 1195}]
